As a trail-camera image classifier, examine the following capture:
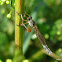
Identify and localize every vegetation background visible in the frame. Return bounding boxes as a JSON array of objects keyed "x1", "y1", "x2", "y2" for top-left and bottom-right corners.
[{"x1": 0, "y1": 0, "x2": 62, "y2": 62}]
